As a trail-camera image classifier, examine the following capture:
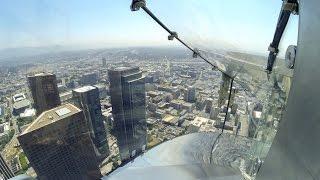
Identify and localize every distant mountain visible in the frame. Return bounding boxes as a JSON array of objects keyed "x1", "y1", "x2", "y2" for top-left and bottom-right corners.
[
  {"x1": 0, "y1": 45, "x2": 69, "y2": 60},
  {"x1": 0, "y1": 46, "x2": 191, "y2": 67}
]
